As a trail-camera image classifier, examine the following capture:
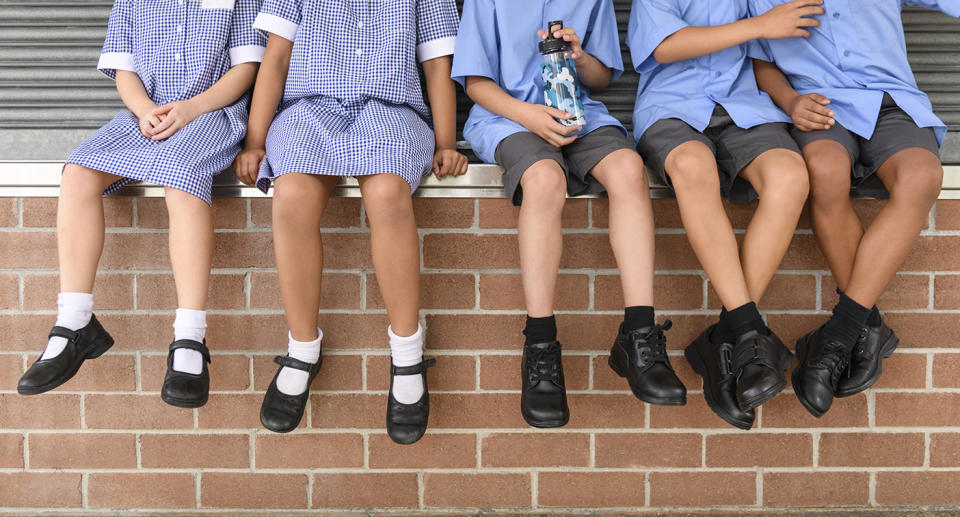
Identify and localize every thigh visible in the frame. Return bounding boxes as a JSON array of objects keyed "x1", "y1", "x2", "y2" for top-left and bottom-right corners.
[
  {"x1": 565, "y1": 126, "x2": 635, "y2": 184},
  {"x1": 715, "y1": 122, "x2": 801, "y2": 203},
  {"x1": 61, "y1": 163, "x2": 125, "y2": 193},
  {"x1": 862, "y1": 102, "x2": 941, "y2": 184}
]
